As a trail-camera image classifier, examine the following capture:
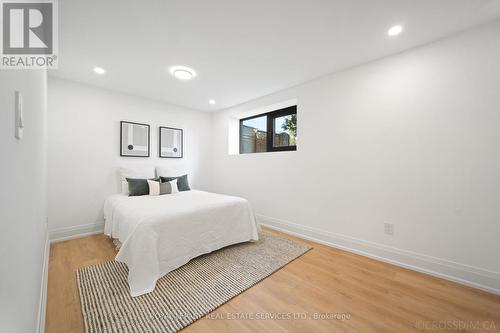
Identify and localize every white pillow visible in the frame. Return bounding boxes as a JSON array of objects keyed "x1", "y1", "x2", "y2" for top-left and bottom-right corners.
[
  {"x1": 148, "y1": 179, "x2": 161, "y2": 196},
  {"x1": 120, "y1": 166, "x2": 155, "y2": 180},
  {"x1": 156, "y1": 165, "x2": 186, "y2": 178},
  {"x1": 119, "y1": 166, "x2": 155, "y2": 194},
  {"x1": 121, "y1": 181, "x2": 129, "y2": 195}
]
